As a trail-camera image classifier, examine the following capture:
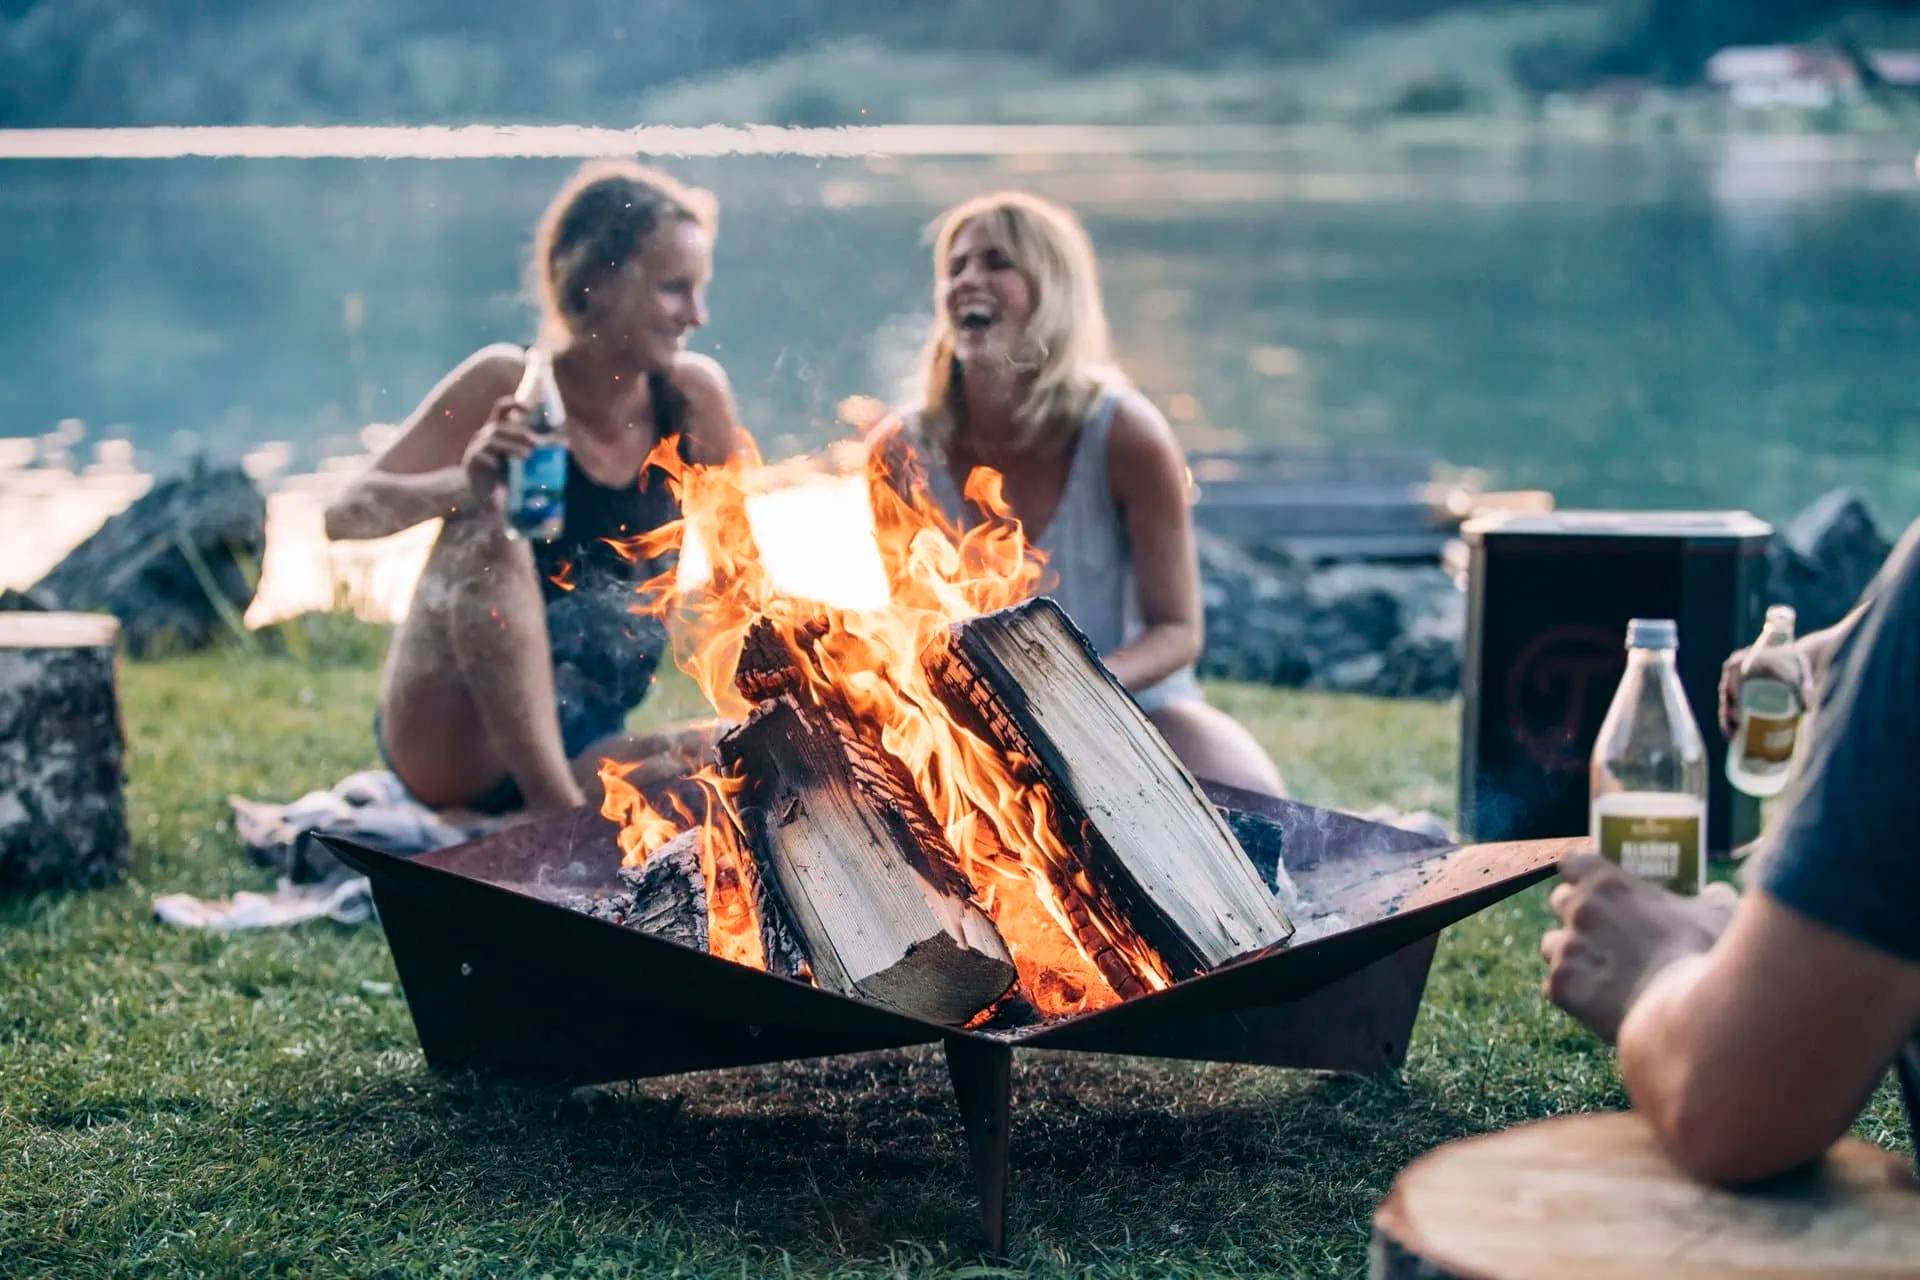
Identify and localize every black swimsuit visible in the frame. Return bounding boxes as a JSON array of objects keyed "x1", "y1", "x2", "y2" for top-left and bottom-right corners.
[{"x1": 527, "y1": 369, "x2": 684, "y2": 760}]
